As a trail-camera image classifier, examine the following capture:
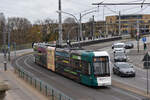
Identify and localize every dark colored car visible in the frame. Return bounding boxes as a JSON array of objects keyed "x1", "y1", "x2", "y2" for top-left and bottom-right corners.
[
  {"x1": 114, "y1": 51, "x2": 127, "y2": 62},
  {"x1": 113, "y1": 62, "x2": 136, "y2": 77},
  {"x1": 125, "y1": 42, "x2": 134, "y2": 49}
]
